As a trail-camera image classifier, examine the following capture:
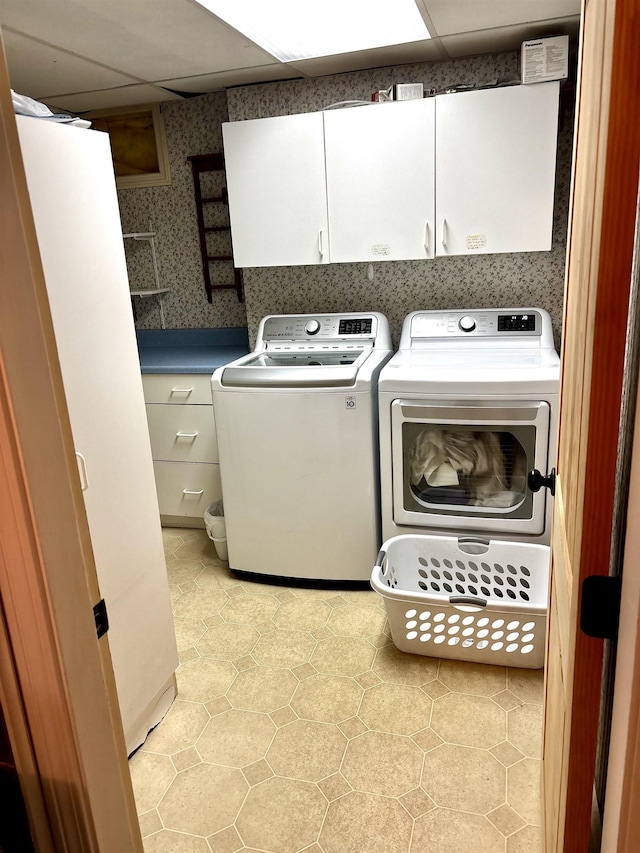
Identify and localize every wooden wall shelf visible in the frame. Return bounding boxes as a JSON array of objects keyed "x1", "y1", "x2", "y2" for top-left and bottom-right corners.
[{"x1": 187, "y1": 153, "x2": 243, "y2": 303}]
